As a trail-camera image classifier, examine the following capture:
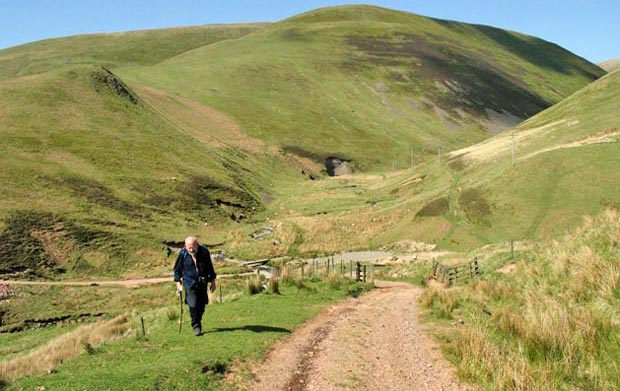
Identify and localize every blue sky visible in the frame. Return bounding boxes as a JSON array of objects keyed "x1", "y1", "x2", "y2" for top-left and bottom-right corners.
[{"x1": 0, "y1": 1, "x2": 617, "y2": 63}]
